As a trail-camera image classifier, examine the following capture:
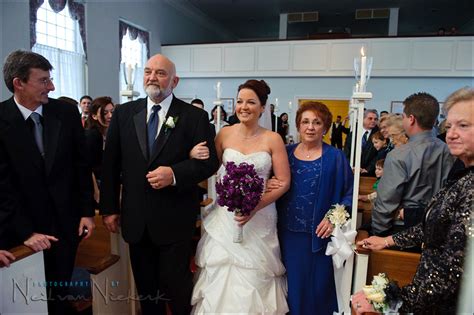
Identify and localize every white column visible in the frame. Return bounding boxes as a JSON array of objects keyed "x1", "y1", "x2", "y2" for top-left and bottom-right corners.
[
  {"x1": 388, "y1": 7, "x2": 399, "y2": 36},
  {"x1": 279, "y1": 13, "x2": 288, "y2": 40}
]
